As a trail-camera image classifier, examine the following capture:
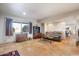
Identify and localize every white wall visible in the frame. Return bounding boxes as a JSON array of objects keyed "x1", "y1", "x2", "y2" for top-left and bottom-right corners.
[
  {"x1": 54, "y1": 22, "x2": 66, "y2": 32},
  {"x1": 44, "y1": 23, "x2": 54, "y2": 32},
  {"x1": 0, "y1": 16, "x2": 15, "y2": 44},
  {"x1": 44, "y1": 22, "x2": 66, "y2": 32},
  {"x1": 0, "y1": 15, "x2": 39, "y2": 44}
]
